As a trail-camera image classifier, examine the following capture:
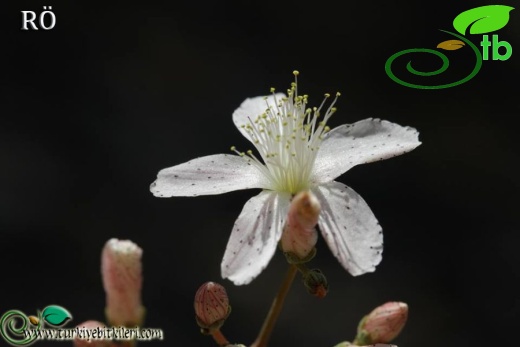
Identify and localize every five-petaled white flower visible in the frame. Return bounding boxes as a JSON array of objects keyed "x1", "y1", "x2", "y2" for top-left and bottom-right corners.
[{"x1": 150, "y1": 71, "x2": 421, "y2": 285}]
